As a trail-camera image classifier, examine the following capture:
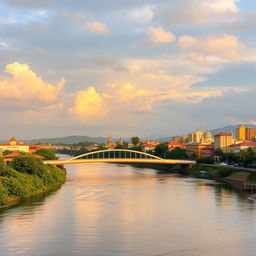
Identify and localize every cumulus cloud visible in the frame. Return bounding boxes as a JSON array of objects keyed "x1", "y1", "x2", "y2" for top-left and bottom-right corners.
[
  {"x1": 178, "y1": 34, "x2": 245, "y2": 62},
  {"x1": 69, "y1": 86, "x2": 107, "y2": 118},
  {"x1": 146, "y1": 26, "x2": 176, "y2": 44},
  {"x1": 85, "y1": 22, "x2": 109, "y2": 35},
  {"x1": 222, "y1": 12, "x2": 256, "y2": 31},
  {"x1": 69, "y1": 82, "x2": 153, "y2": 124},
  {"x1": 154, "y1": 0, "x2": 240, "y2": 26},
  {"x1": 187, "y1": 53, "x2": 207, "y2": 64},
  {"x1": 0, "y1": 62, "x2": 64, "y2": 104}
]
